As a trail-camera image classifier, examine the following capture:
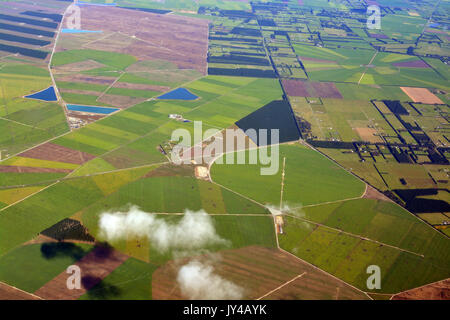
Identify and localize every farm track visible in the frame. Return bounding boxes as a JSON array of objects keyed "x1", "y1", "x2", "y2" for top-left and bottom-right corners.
[
  {"x1": 358, "y1": 51, "x2": 378, "y2": 85},
  {"x1": 257, "y1": 272, "x2": 307, "y2": 300},
  {"x1": 0, "y1": 281, "x2": 42, "y2": 300},
  {"x1": 48, "y1": 3, "x2": 72, "y2": 131},
  {"x1": 96, "y1": 73, "x2": 125, "y2": 102},
  {"x1": 0, "y1": 116, "x2": 45, "y2": 130}
]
